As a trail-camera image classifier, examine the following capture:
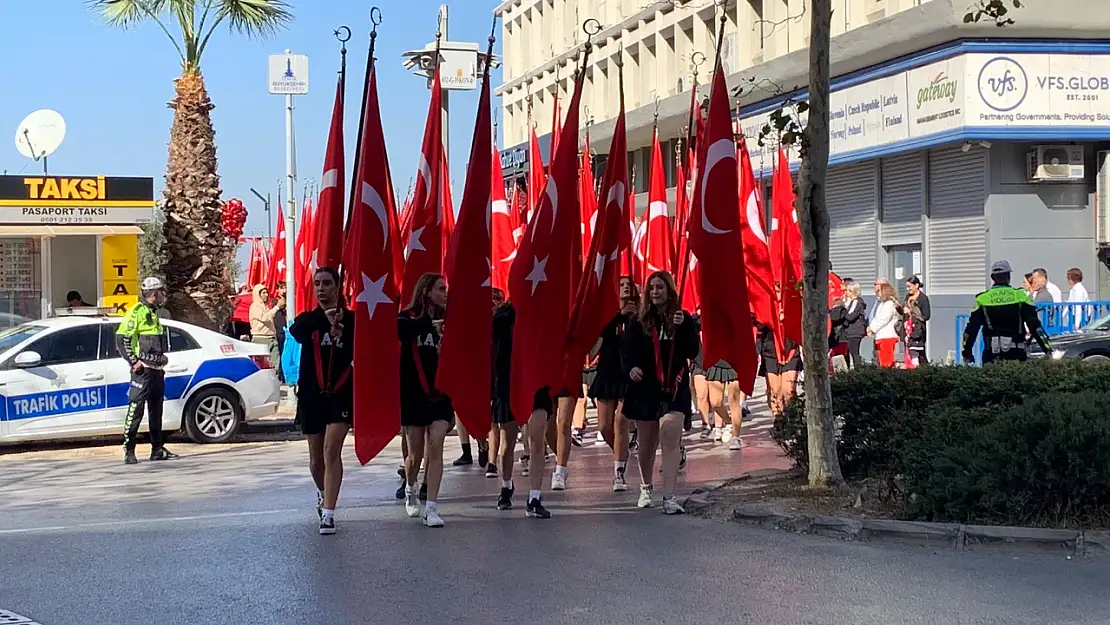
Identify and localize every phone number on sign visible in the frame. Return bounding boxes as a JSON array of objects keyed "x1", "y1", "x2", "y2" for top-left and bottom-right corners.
[{"x1": 29, "y1": 216, "x2": 97, "y2": 224}]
